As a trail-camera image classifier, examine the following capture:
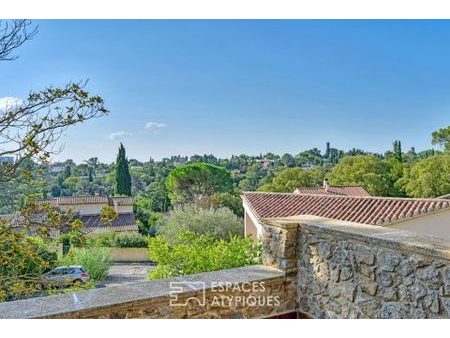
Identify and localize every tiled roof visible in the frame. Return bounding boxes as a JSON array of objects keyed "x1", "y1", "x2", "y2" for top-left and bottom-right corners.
[
  {"x1": 39, "y1": 196, "x2": 109, "y2": 206},
  {"x1": 243, "y1": 192, "x2": 450, "y2": 226},
  {"x1": 1, "y1": 211, "x2": 138, "y2": 234},
  {"x1": 38, "y1": 196, "x2": 134, "y2": 206},
  {"x1": 110, "y1": 197, "x2": 134, "y2": 206},
  {"x1": 80, "y1": 213, "x2": 138, "y2": 232},
  {"x1": 294, "y1": 186, "x2": 370, "y2": 197}
]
